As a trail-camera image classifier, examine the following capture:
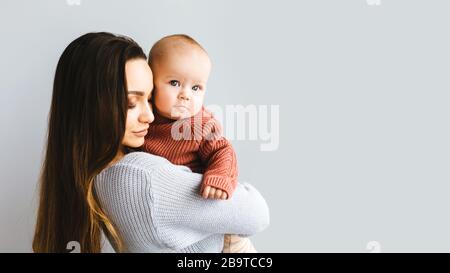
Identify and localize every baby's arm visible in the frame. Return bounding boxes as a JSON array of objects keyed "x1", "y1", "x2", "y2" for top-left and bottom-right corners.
[{"x1": 198, "y1": 114, "x2": 238, "y2": 200}]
